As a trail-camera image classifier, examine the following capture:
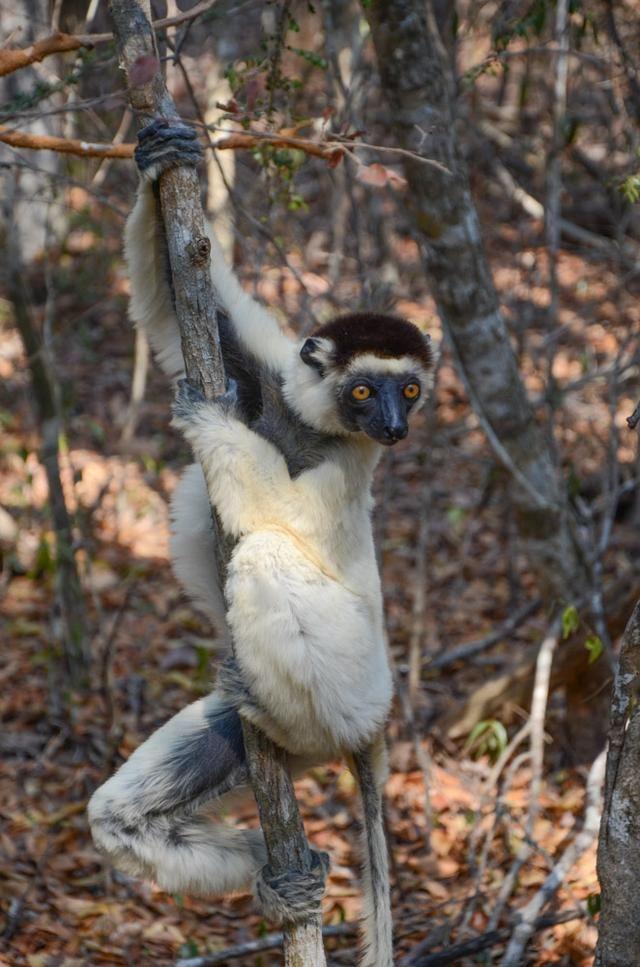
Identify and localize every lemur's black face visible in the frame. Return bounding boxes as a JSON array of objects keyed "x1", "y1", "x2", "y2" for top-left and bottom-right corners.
[{"x1": 338, "y1": 373, "x2": 422, "y2": 445}]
